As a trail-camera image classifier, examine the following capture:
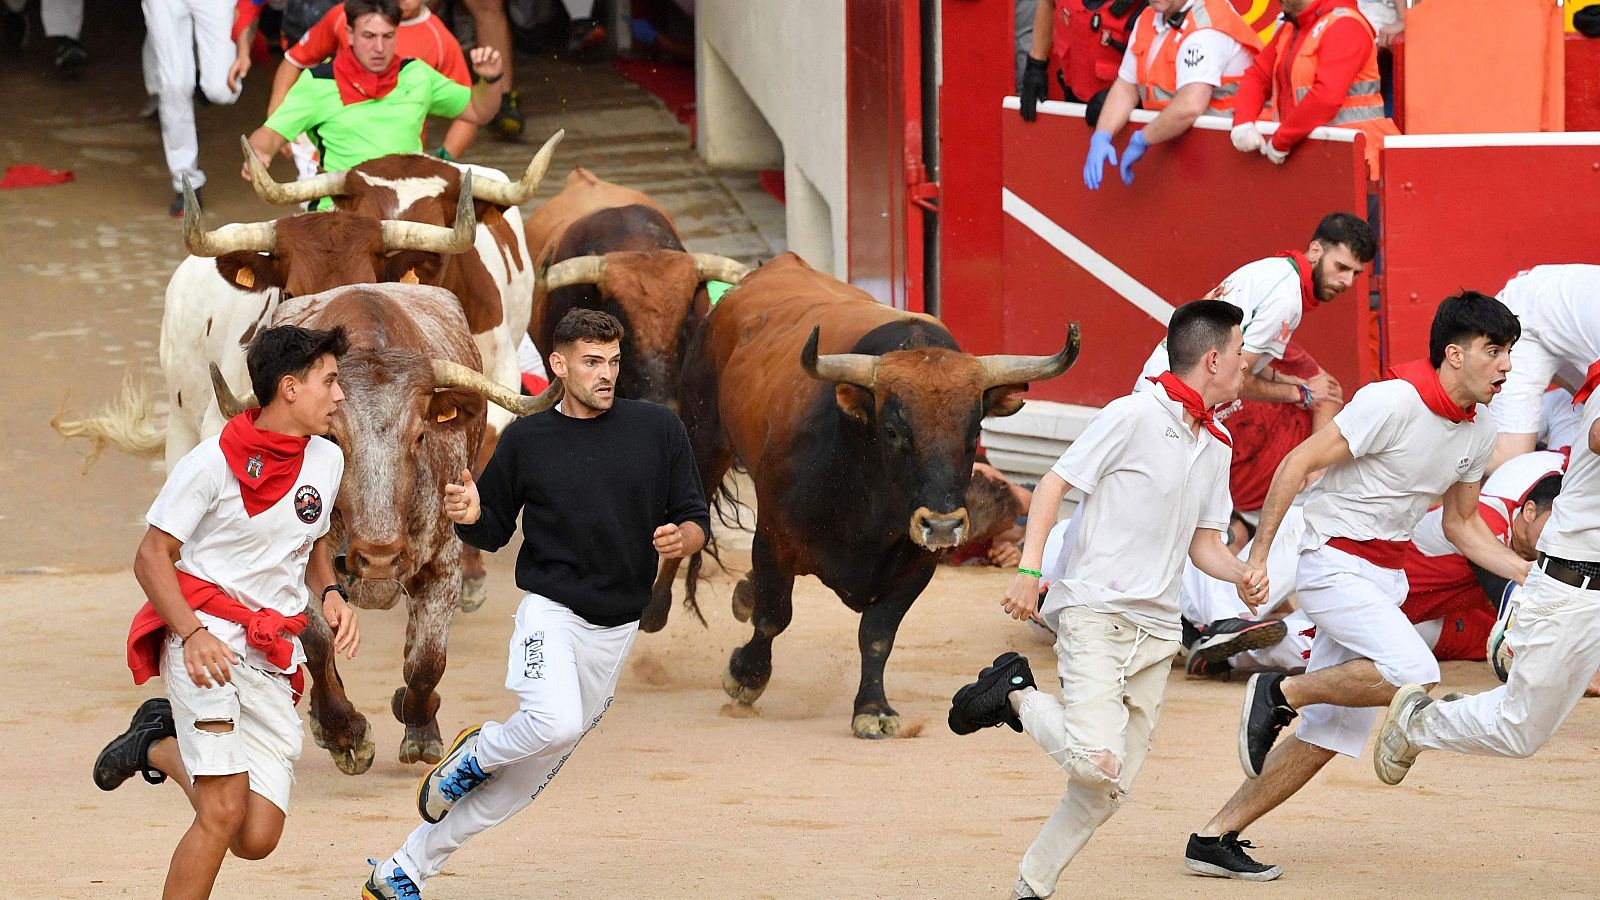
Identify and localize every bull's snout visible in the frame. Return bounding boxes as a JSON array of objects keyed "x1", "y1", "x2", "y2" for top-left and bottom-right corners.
[
  {"x1": 348, "y1": 538, "x2": 409, "y2": 580},
  {"x1": 910, "y1": 507, "x2": 970, "y2": 550}
]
